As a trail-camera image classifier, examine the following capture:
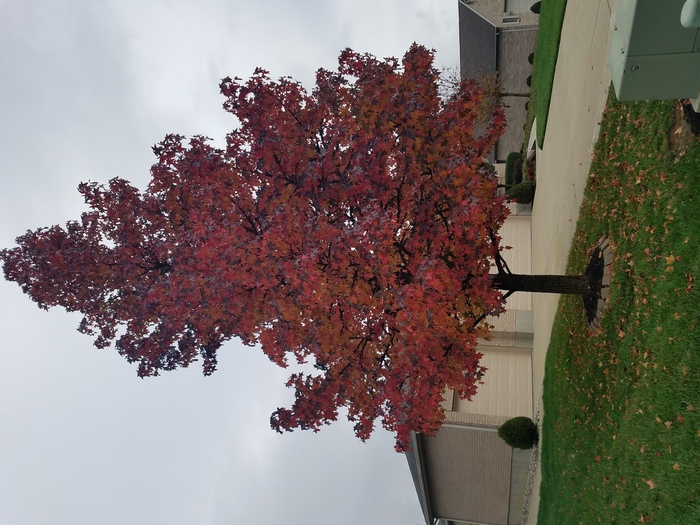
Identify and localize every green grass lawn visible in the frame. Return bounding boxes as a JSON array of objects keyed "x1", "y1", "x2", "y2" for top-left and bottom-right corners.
[
  {"x1": 522, "y1": 0, "x2": 568, "y2": 154},
  {"x1": 537, "y1": 93, "x2": 700, "y2": 524}
]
